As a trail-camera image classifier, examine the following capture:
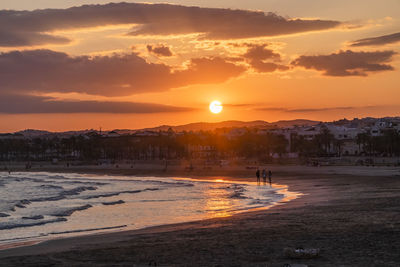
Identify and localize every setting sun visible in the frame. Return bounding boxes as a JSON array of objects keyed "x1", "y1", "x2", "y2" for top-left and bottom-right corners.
[{"x1": 209, "y1": 100, "x2": 223, "y2": 114}]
